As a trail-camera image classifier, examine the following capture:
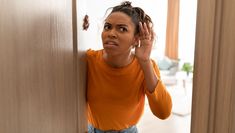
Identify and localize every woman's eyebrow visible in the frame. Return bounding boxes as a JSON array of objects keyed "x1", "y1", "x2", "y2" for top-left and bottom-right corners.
[
  {"x1": 116, "y1": 24, "x2": 128, "y2": 27},
  {"x1": 104, "y1": 22, "x2": 128, "y2": 28},
  {"x1": 104, "y1": 22, "x2": 111, "y2": 25}
]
